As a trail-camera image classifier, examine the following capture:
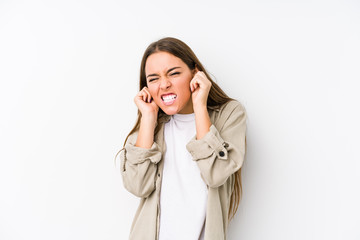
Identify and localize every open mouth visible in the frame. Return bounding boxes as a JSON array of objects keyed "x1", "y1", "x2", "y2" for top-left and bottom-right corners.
[{"x1": 161, "y1": 94, "x2": 177, "y2": 105}]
